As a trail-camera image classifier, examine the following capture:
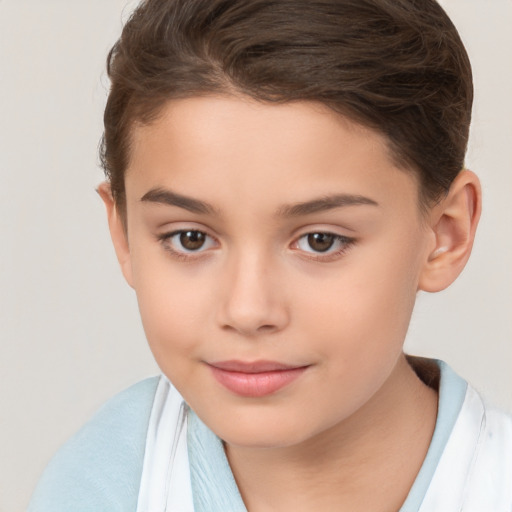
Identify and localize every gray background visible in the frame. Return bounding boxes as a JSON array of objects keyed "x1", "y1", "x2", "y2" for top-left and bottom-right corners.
[{"x1": 0, "y1": 1, "x2": 510, "y2": 511}]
